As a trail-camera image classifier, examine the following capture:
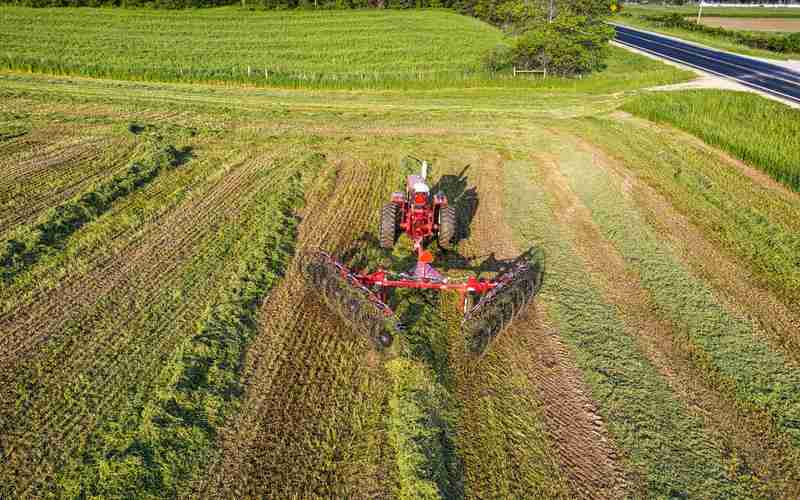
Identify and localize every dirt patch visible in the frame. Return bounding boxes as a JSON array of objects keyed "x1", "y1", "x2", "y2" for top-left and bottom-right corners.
[
  {"x1": 697, "y1": 17, "x2": 800, "y2": 32},
  {"x1": 462, "y1": 153, "x2": 629, "y2": 499},
  {"x1": 536, "y1": 143, "x2": 800, "y2": 498}
]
